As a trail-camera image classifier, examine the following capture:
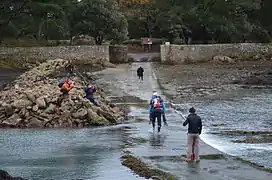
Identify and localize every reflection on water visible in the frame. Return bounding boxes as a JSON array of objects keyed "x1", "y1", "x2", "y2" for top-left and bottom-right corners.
[
  {"x1": 149, "y1": 134, "x2": 167, "y2": 147},
  {"x1": 0, "y1": 126, "x2": 143, "y2": 180}
]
